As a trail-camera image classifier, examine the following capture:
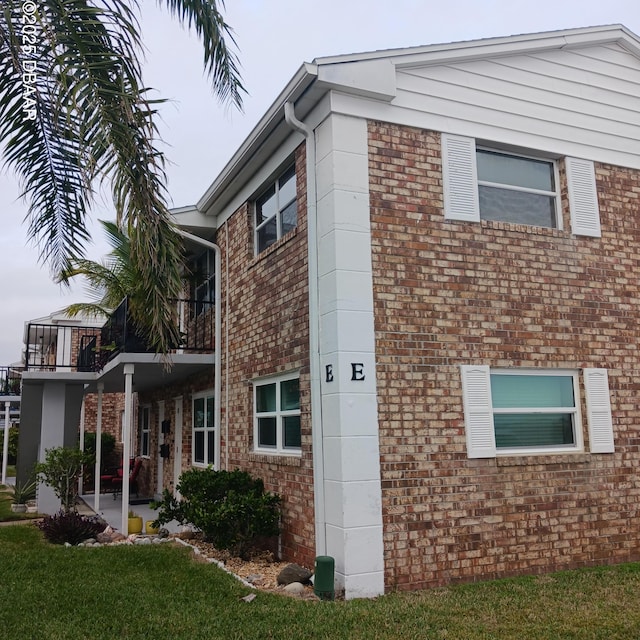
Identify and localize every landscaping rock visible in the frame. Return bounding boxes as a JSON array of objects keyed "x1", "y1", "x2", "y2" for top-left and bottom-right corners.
[
  {"x1": 283, "y1": 582, "x2": 306, "y2": 595},
  {"x1": 277, "y1": 563, "x2": 313, "y2": 585}
]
